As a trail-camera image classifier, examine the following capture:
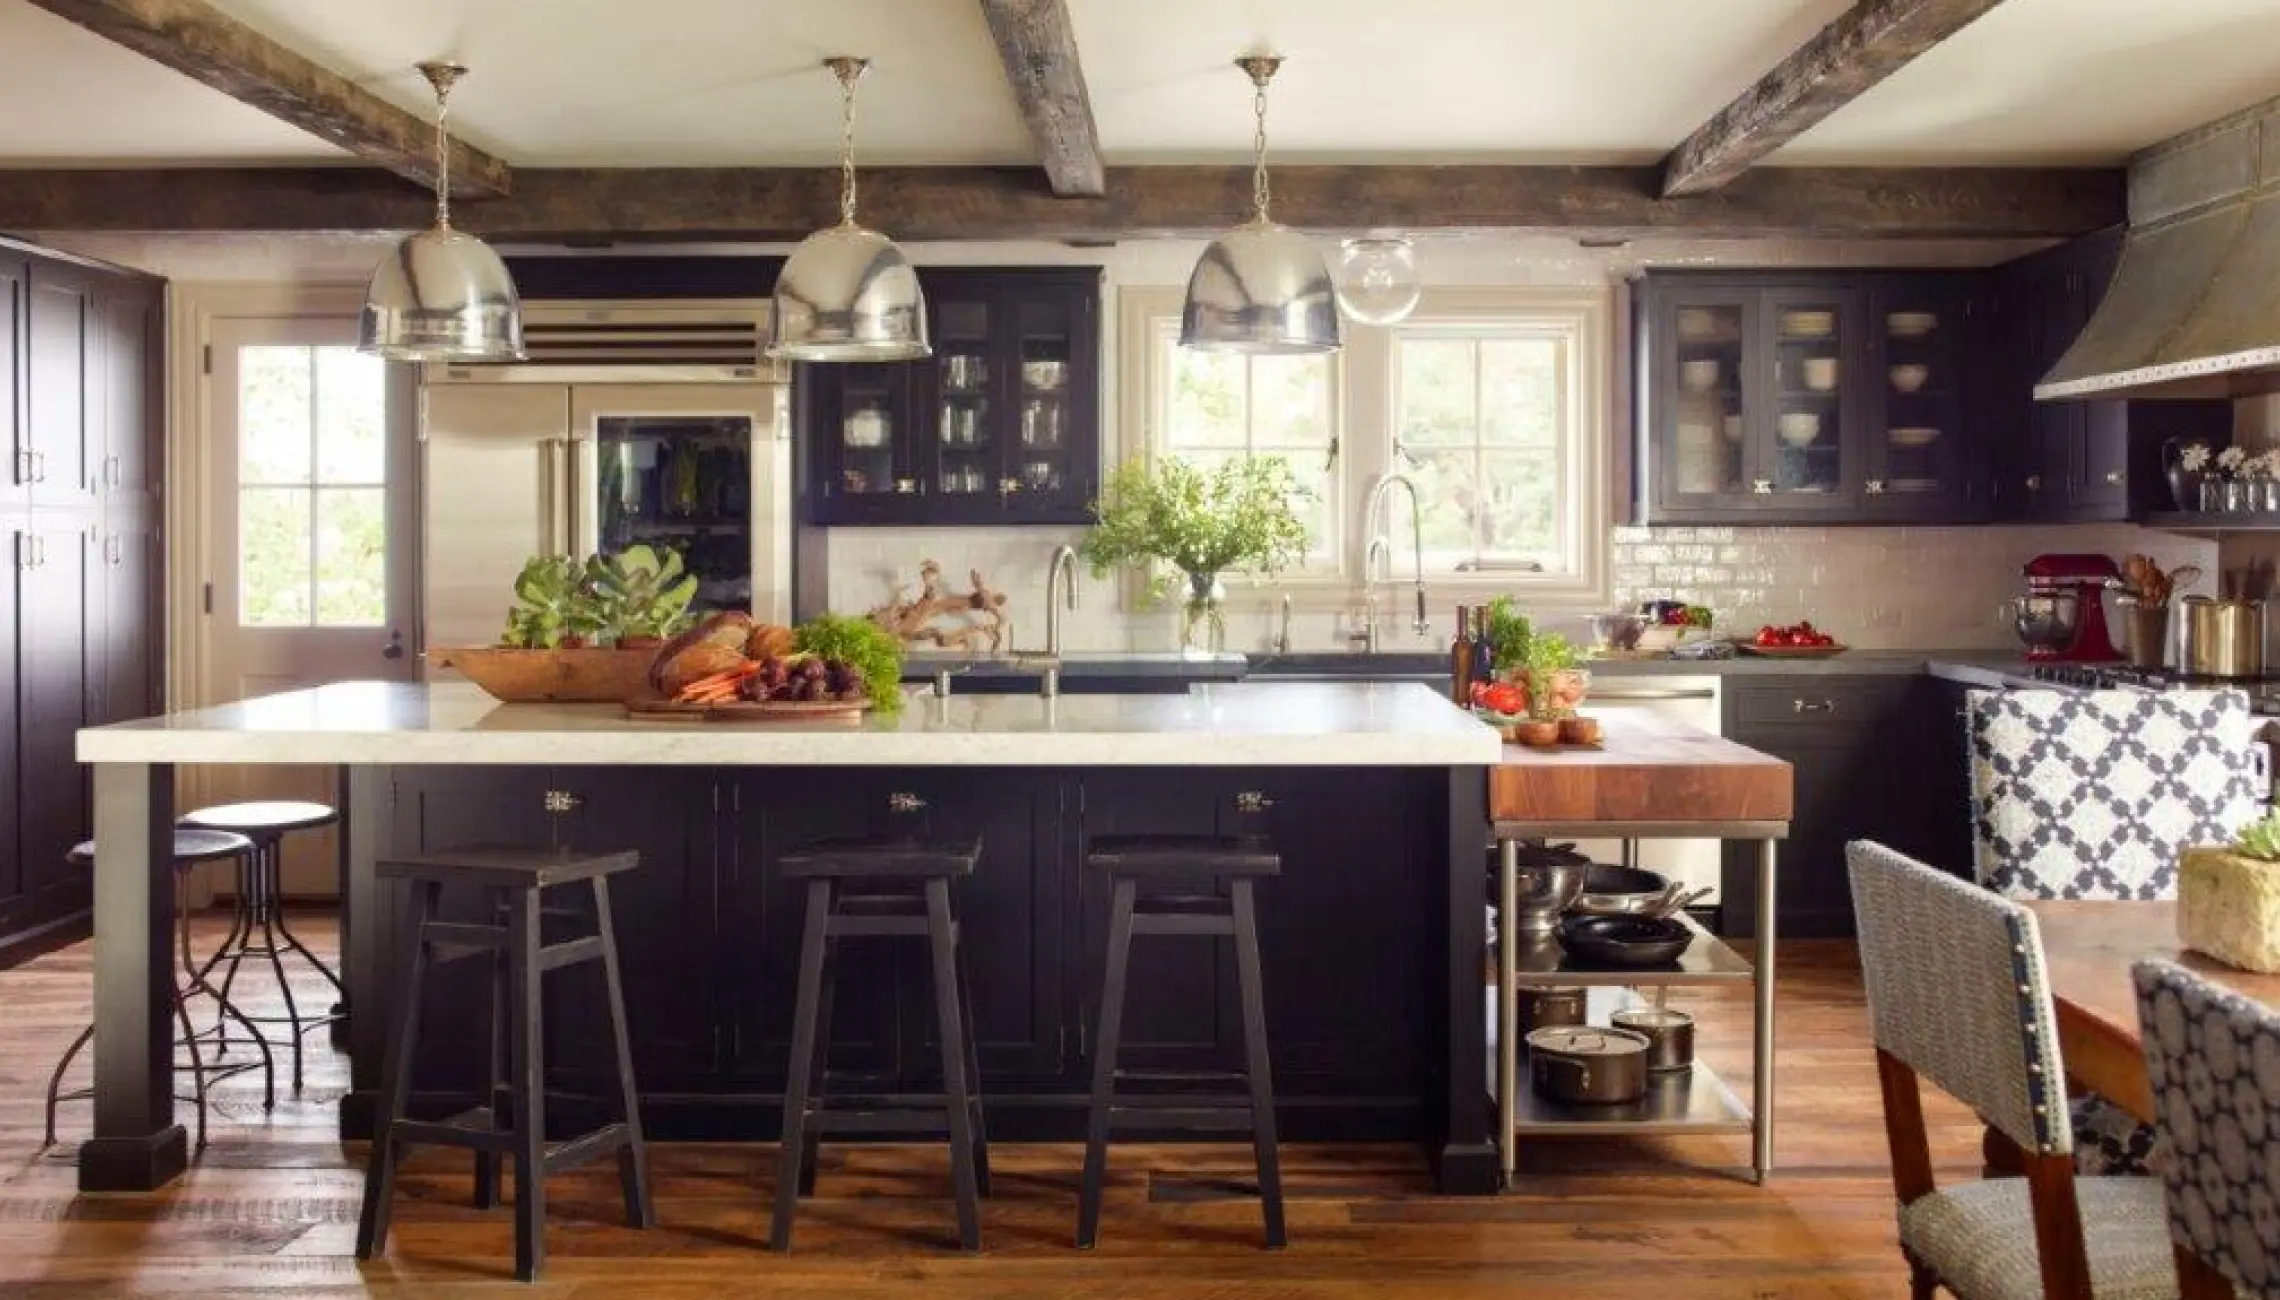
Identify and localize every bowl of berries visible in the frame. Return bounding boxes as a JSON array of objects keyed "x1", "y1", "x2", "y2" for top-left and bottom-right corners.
[{"x1": 1738, "y1": 620, "x2": 1846, "y2": 658}]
